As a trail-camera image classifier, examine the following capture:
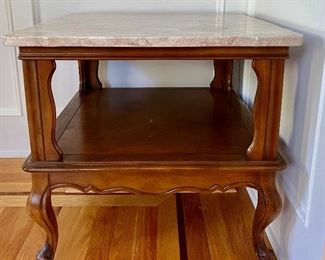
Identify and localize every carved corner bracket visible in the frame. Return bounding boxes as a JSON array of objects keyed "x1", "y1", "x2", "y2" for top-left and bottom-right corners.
[
  {"x1": 22, "y1": 60, "x2": 63, "y2": 161},
  {"x1": 247, "y1": 59, "x2": 285, "y2": 161}
]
